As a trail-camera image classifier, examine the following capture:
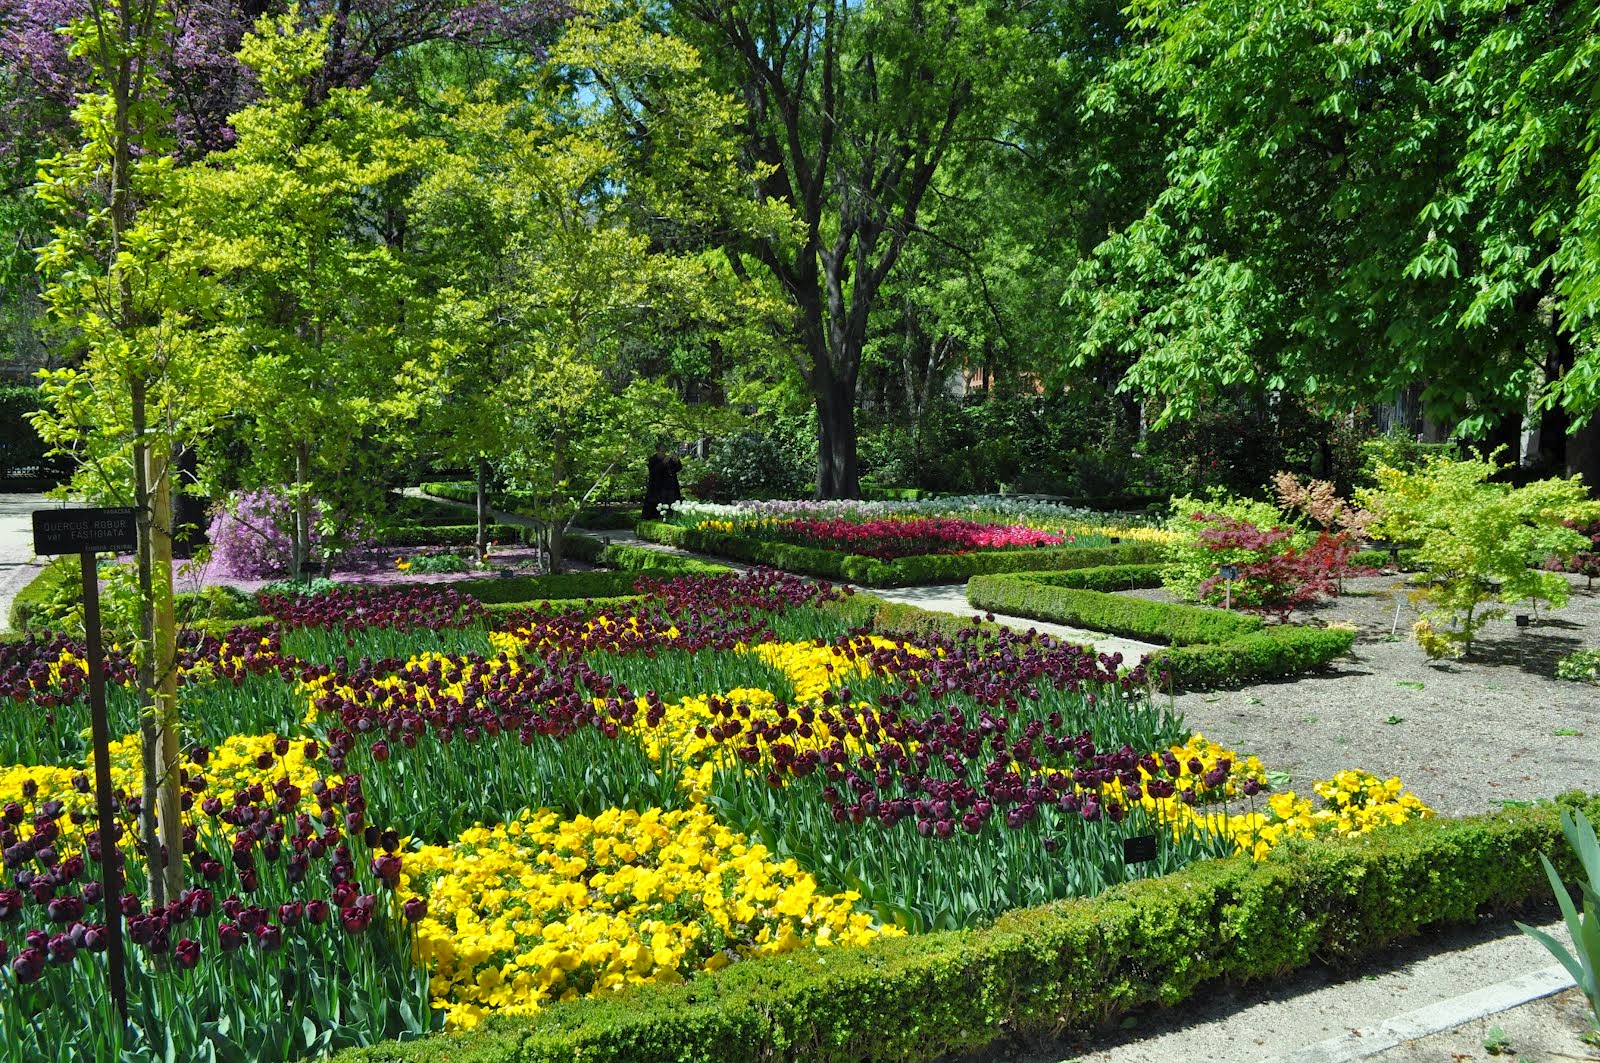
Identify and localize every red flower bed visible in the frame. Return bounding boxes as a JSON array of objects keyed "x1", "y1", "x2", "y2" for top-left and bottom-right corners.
[{"x1": 761, "y1": 516, "x2": 1065, "y2": 560}]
